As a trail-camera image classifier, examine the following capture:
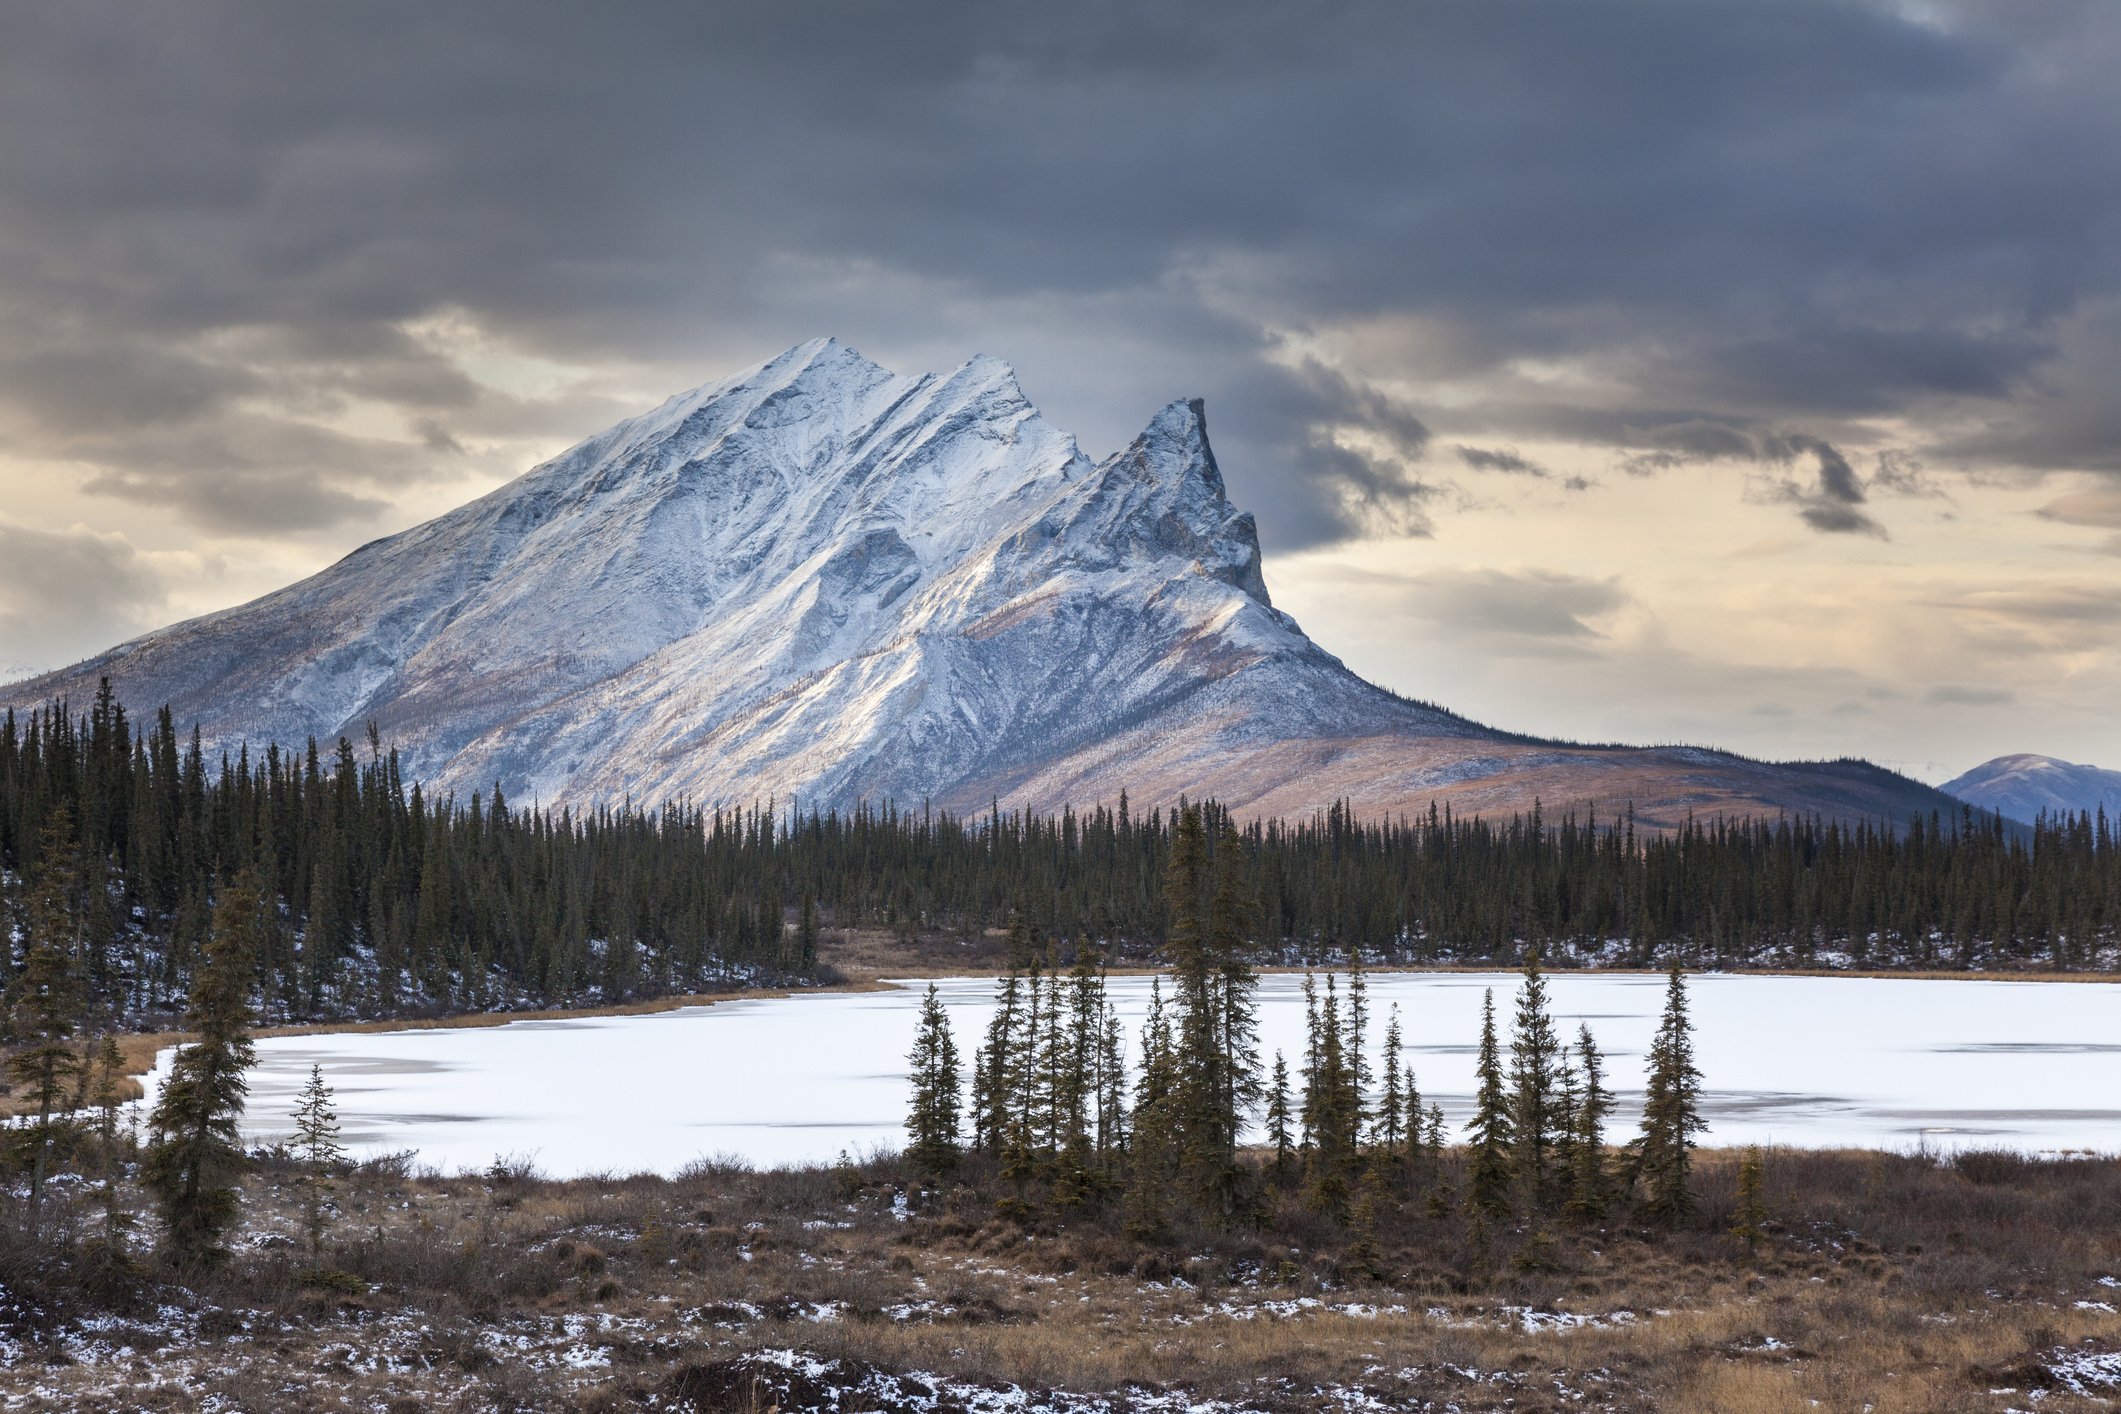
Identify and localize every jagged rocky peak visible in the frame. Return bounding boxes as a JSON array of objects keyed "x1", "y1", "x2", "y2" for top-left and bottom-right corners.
[
  {"x1": 1056, "y1": 394, "x2": 1272, "y2": 606},
  {"x1": 0, "y1": 339, "x2": 1972, "y2": 829}
]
